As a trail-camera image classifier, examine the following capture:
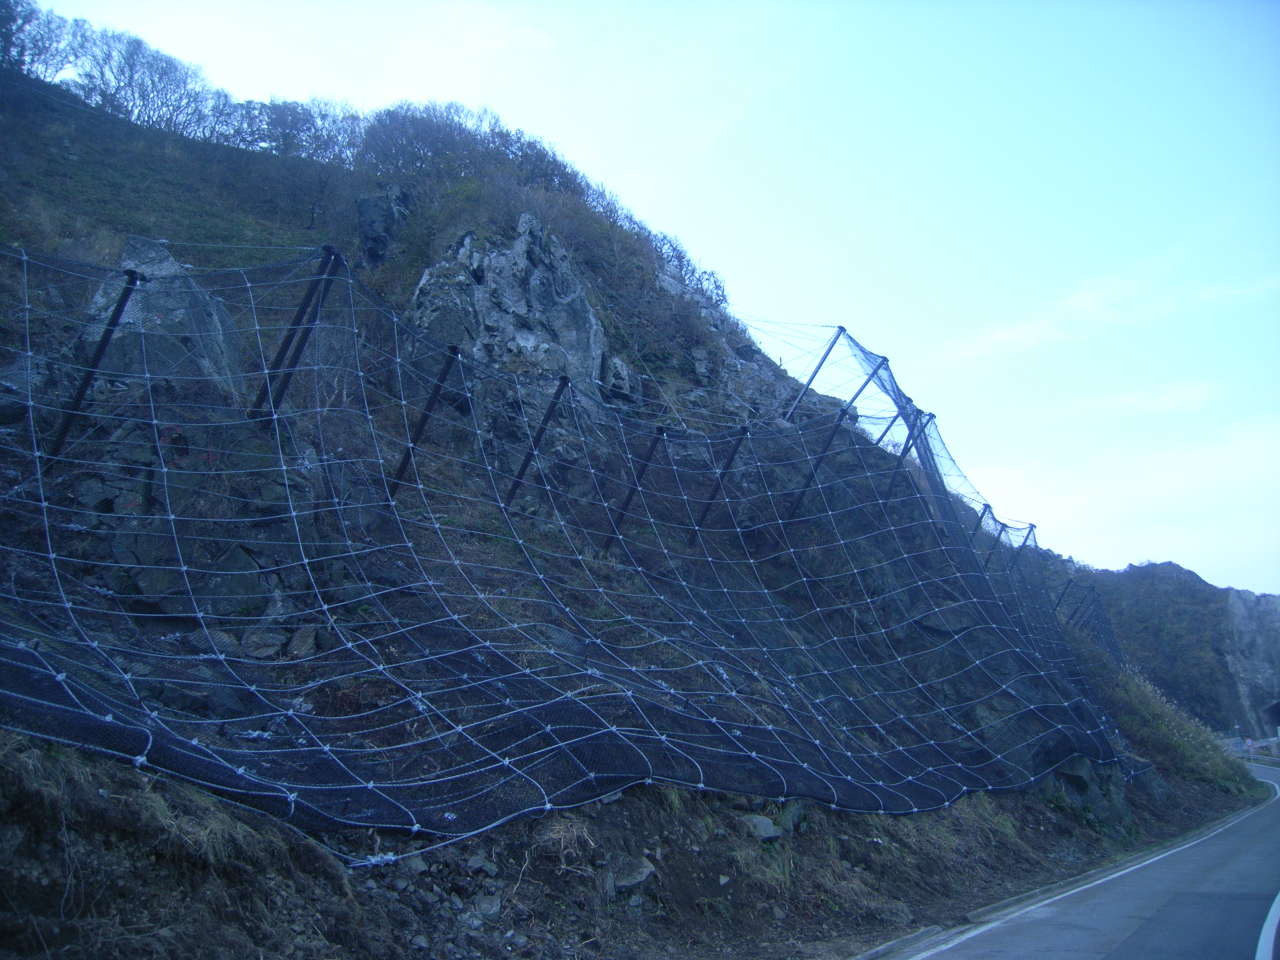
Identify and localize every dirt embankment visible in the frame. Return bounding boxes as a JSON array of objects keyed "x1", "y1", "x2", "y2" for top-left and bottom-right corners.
[{"x1": 0, "y1": 731, "x2": 1264, "y2": 960}]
